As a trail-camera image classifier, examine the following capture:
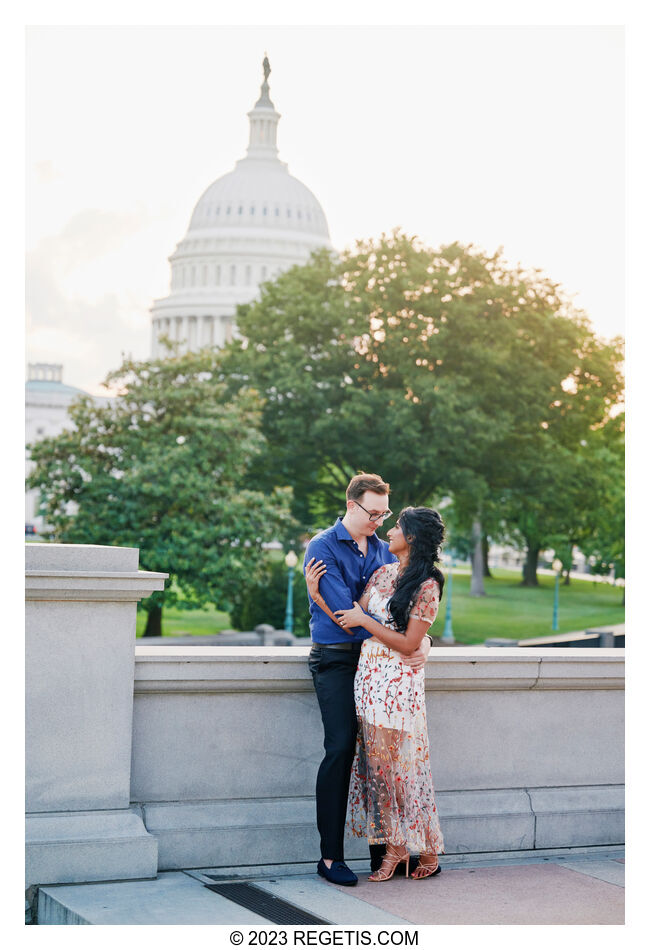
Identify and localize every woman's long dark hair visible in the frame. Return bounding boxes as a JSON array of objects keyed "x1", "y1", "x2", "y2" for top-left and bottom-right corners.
[{"x1": 387, "y1": 506, "x2": 445, "y2": 633}]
